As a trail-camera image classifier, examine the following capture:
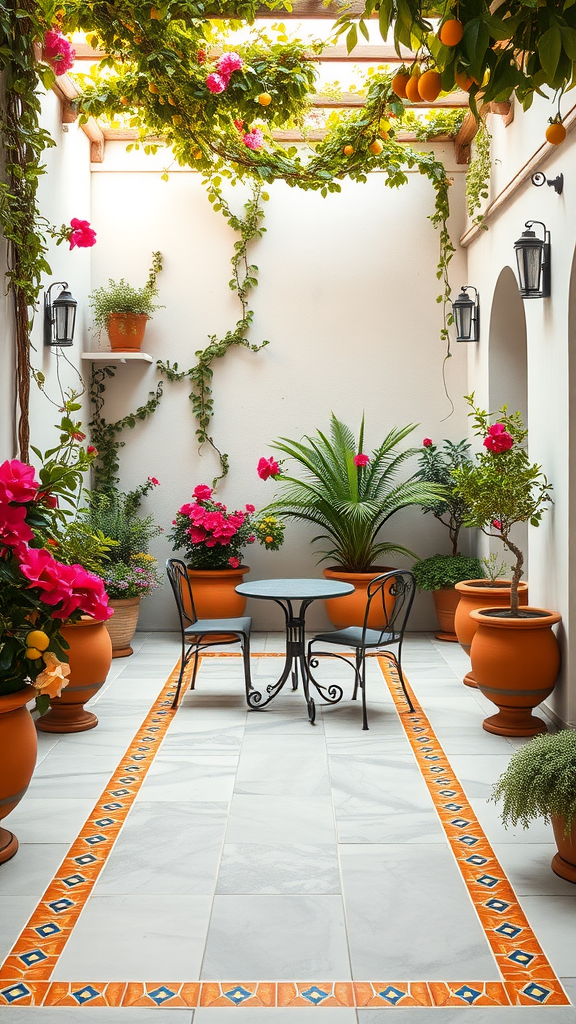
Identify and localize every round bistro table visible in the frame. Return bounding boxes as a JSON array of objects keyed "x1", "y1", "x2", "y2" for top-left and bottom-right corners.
[{"x1": 235, "y1": 577, "x2": 354, "y2": 724}]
